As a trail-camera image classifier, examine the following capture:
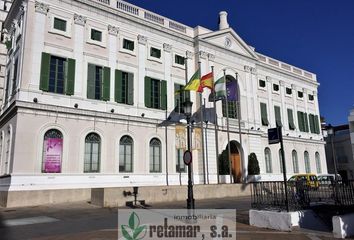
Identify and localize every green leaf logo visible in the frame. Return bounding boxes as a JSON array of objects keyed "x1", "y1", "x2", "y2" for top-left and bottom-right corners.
[{"x1": 121, "y1": 212, "x2": 147, "y2": 240}]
